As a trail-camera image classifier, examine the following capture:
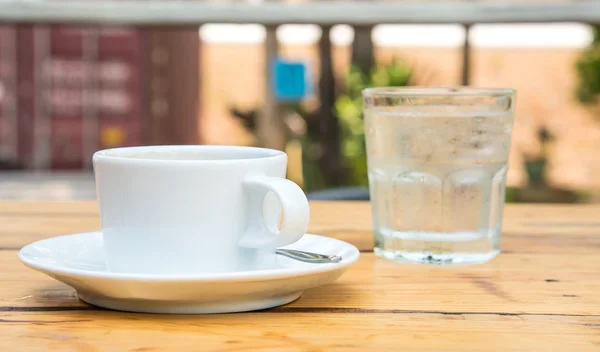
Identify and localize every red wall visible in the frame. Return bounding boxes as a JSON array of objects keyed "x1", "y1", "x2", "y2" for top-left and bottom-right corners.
[{"x1": 0, "y1": 25, "x2": 143, "y2": 170}]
